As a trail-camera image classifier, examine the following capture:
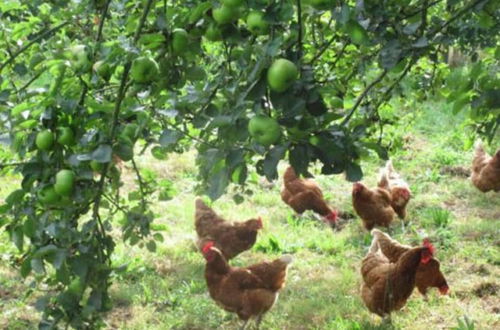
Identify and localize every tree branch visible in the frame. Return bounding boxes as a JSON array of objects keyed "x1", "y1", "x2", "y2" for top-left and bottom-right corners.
[
  {"x1": 297, "y1": 0, "x2": 303, "y2": 60},
  {"x1": 131, "y1": 157, "x2": 147, "y2": 211},
  {"x1": 0, "y1": 21, "x2": 69, "y2": 74},
  {"x1": 18, "y1": 69, "x2": 46, "y2": 94},
  {"x1": 402, "y1": 0, "x2": 444, "y2": 19},
  {"x1": 341, "y1": 70, "x2": 388, "y2": 126},
  {"x1": 92, "y1": 0, "x2": 156, "y2": 227},
  {"x1": 432, "y1": 0, "x2": 487, "y2": 35},
  {"x1": 0, "y1": 161, "x2": 35, "y2": 170}
]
